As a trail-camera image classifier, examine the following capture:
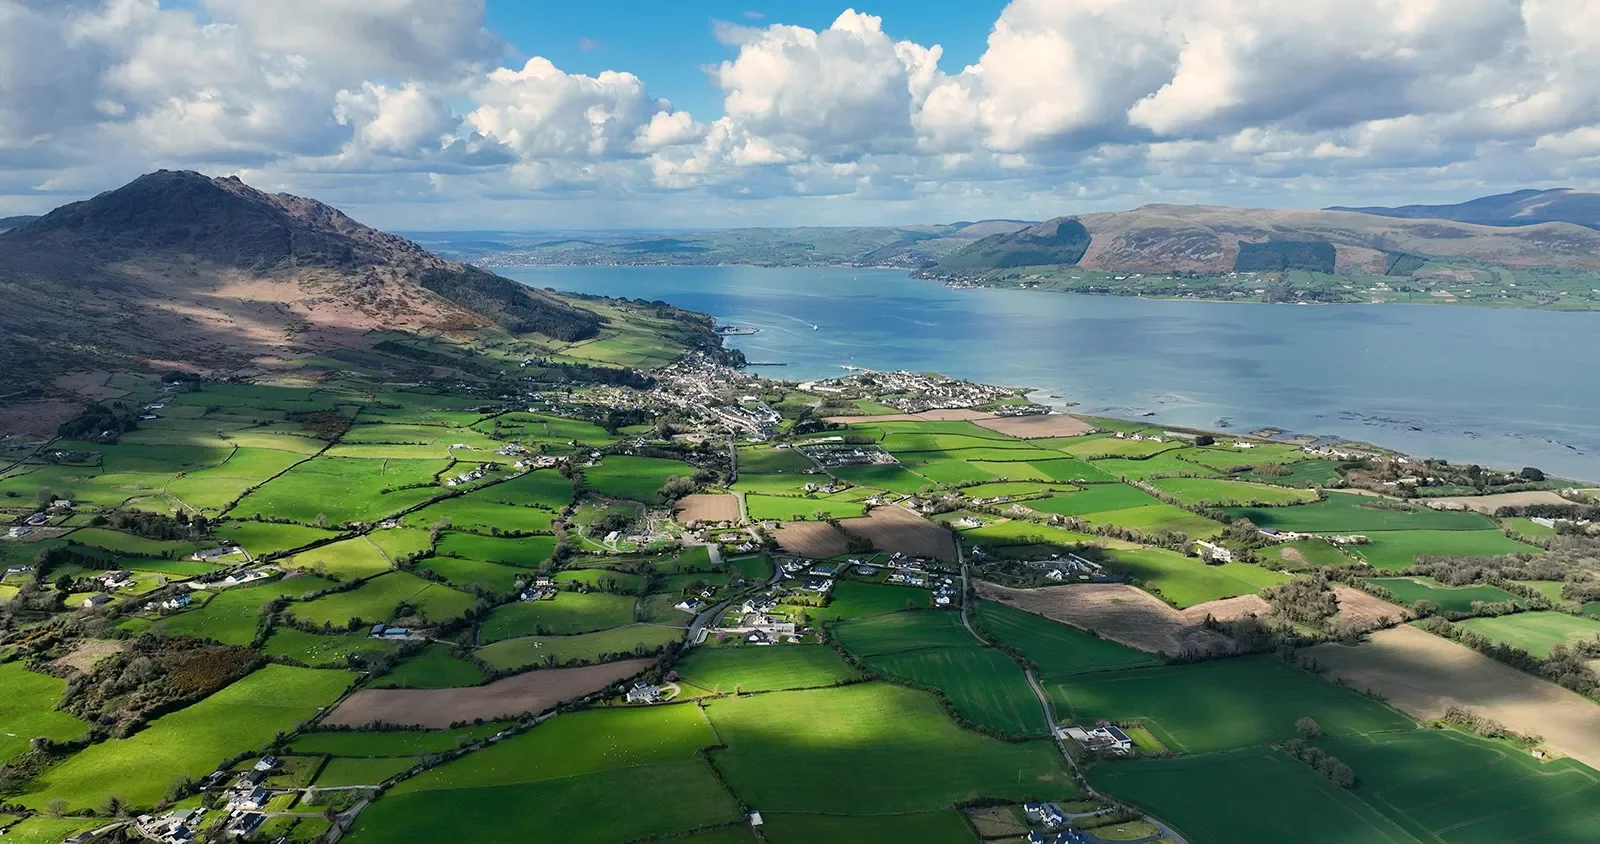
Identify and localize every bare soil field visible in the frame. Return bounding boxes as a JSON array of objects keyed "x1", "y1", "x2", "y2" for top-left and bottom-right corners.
[
  {"x1": 773, "y1": 521, "x2": 850, "y2": 558},
  {"x1": 976, "y1": 581, "x2": 1233, "y2": 656},
  {"x1": 973, "y1": 414, "x2": 1097, "y2": 439},
  {"x1": 321, "y1": 659, "x2": 651, "y2": 728},
  {"x1": 52, "y1": 639, "x2": 126, "y2": 673},
  {"x1": 1329, "y1": 586, "x2": 1410, "y2": 634},
  {"x1": 0, "y1": 399, "x2": 80, "y2": 439},
  {"x1": 1305, "y1": 625, "x2": 1600, "y2": 768},
  {"x1": 1424, "y1": 490, "x2": 1575, "y2": 513},
  {"x1": 840, "y1": 506, "x2": 957, "y2": 561},
  {"x1": 822, "y1": 409, "x2": 993, "y2": 424},
  {"x1": 1179, "y1": 594, "x2": 1270, "y2": 623},
  {"x1": 674, "y1": 493, "x2": 740, "y2": 524}
]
